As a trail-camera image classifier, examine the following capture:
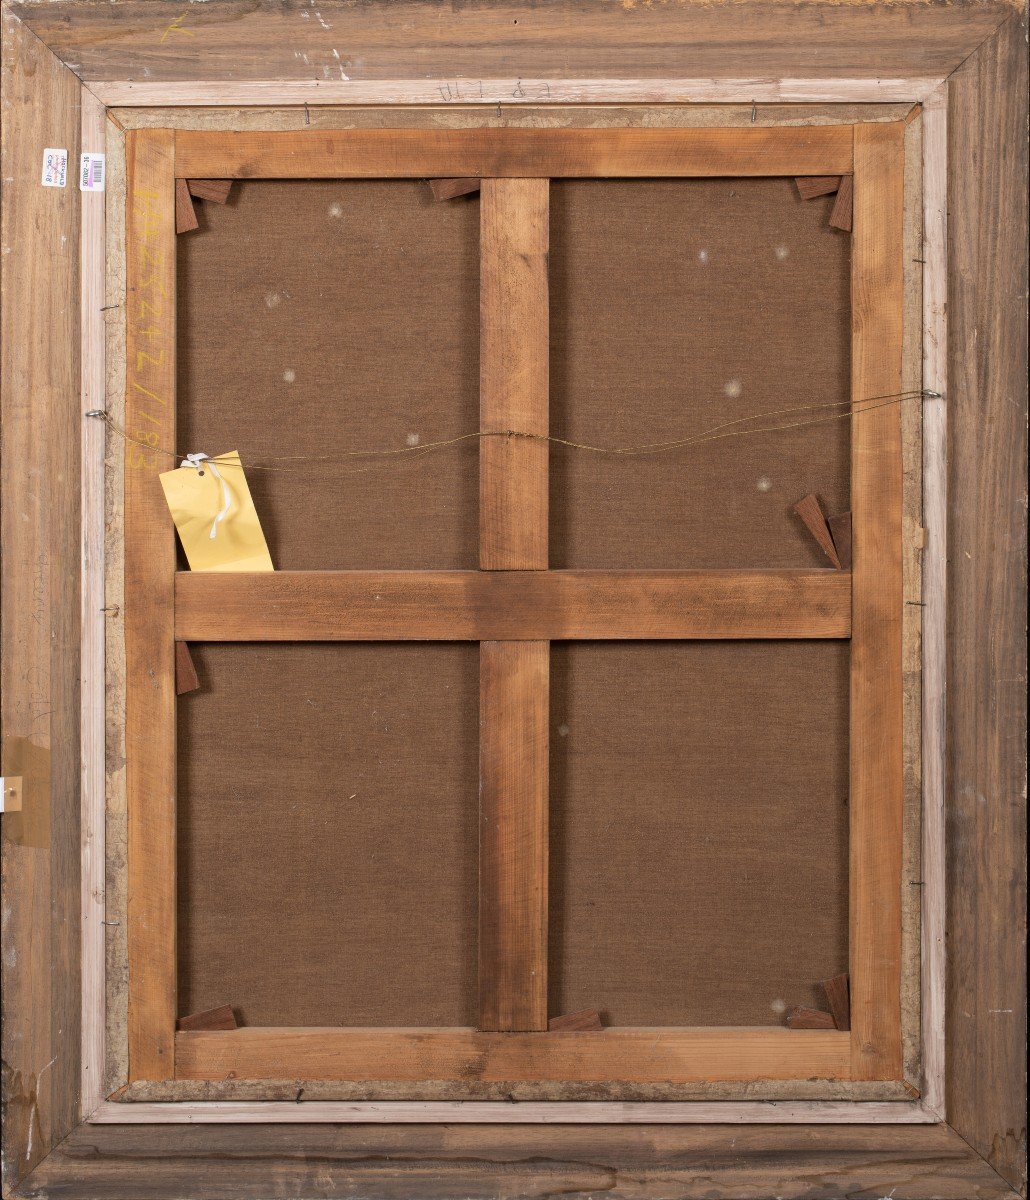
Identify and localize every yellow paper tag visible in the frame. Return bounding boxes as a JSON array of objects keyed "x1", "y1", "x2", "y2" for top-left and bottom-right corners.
[{"x1": 159, "y1": 451, "x2": 274, "y2": 572}]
